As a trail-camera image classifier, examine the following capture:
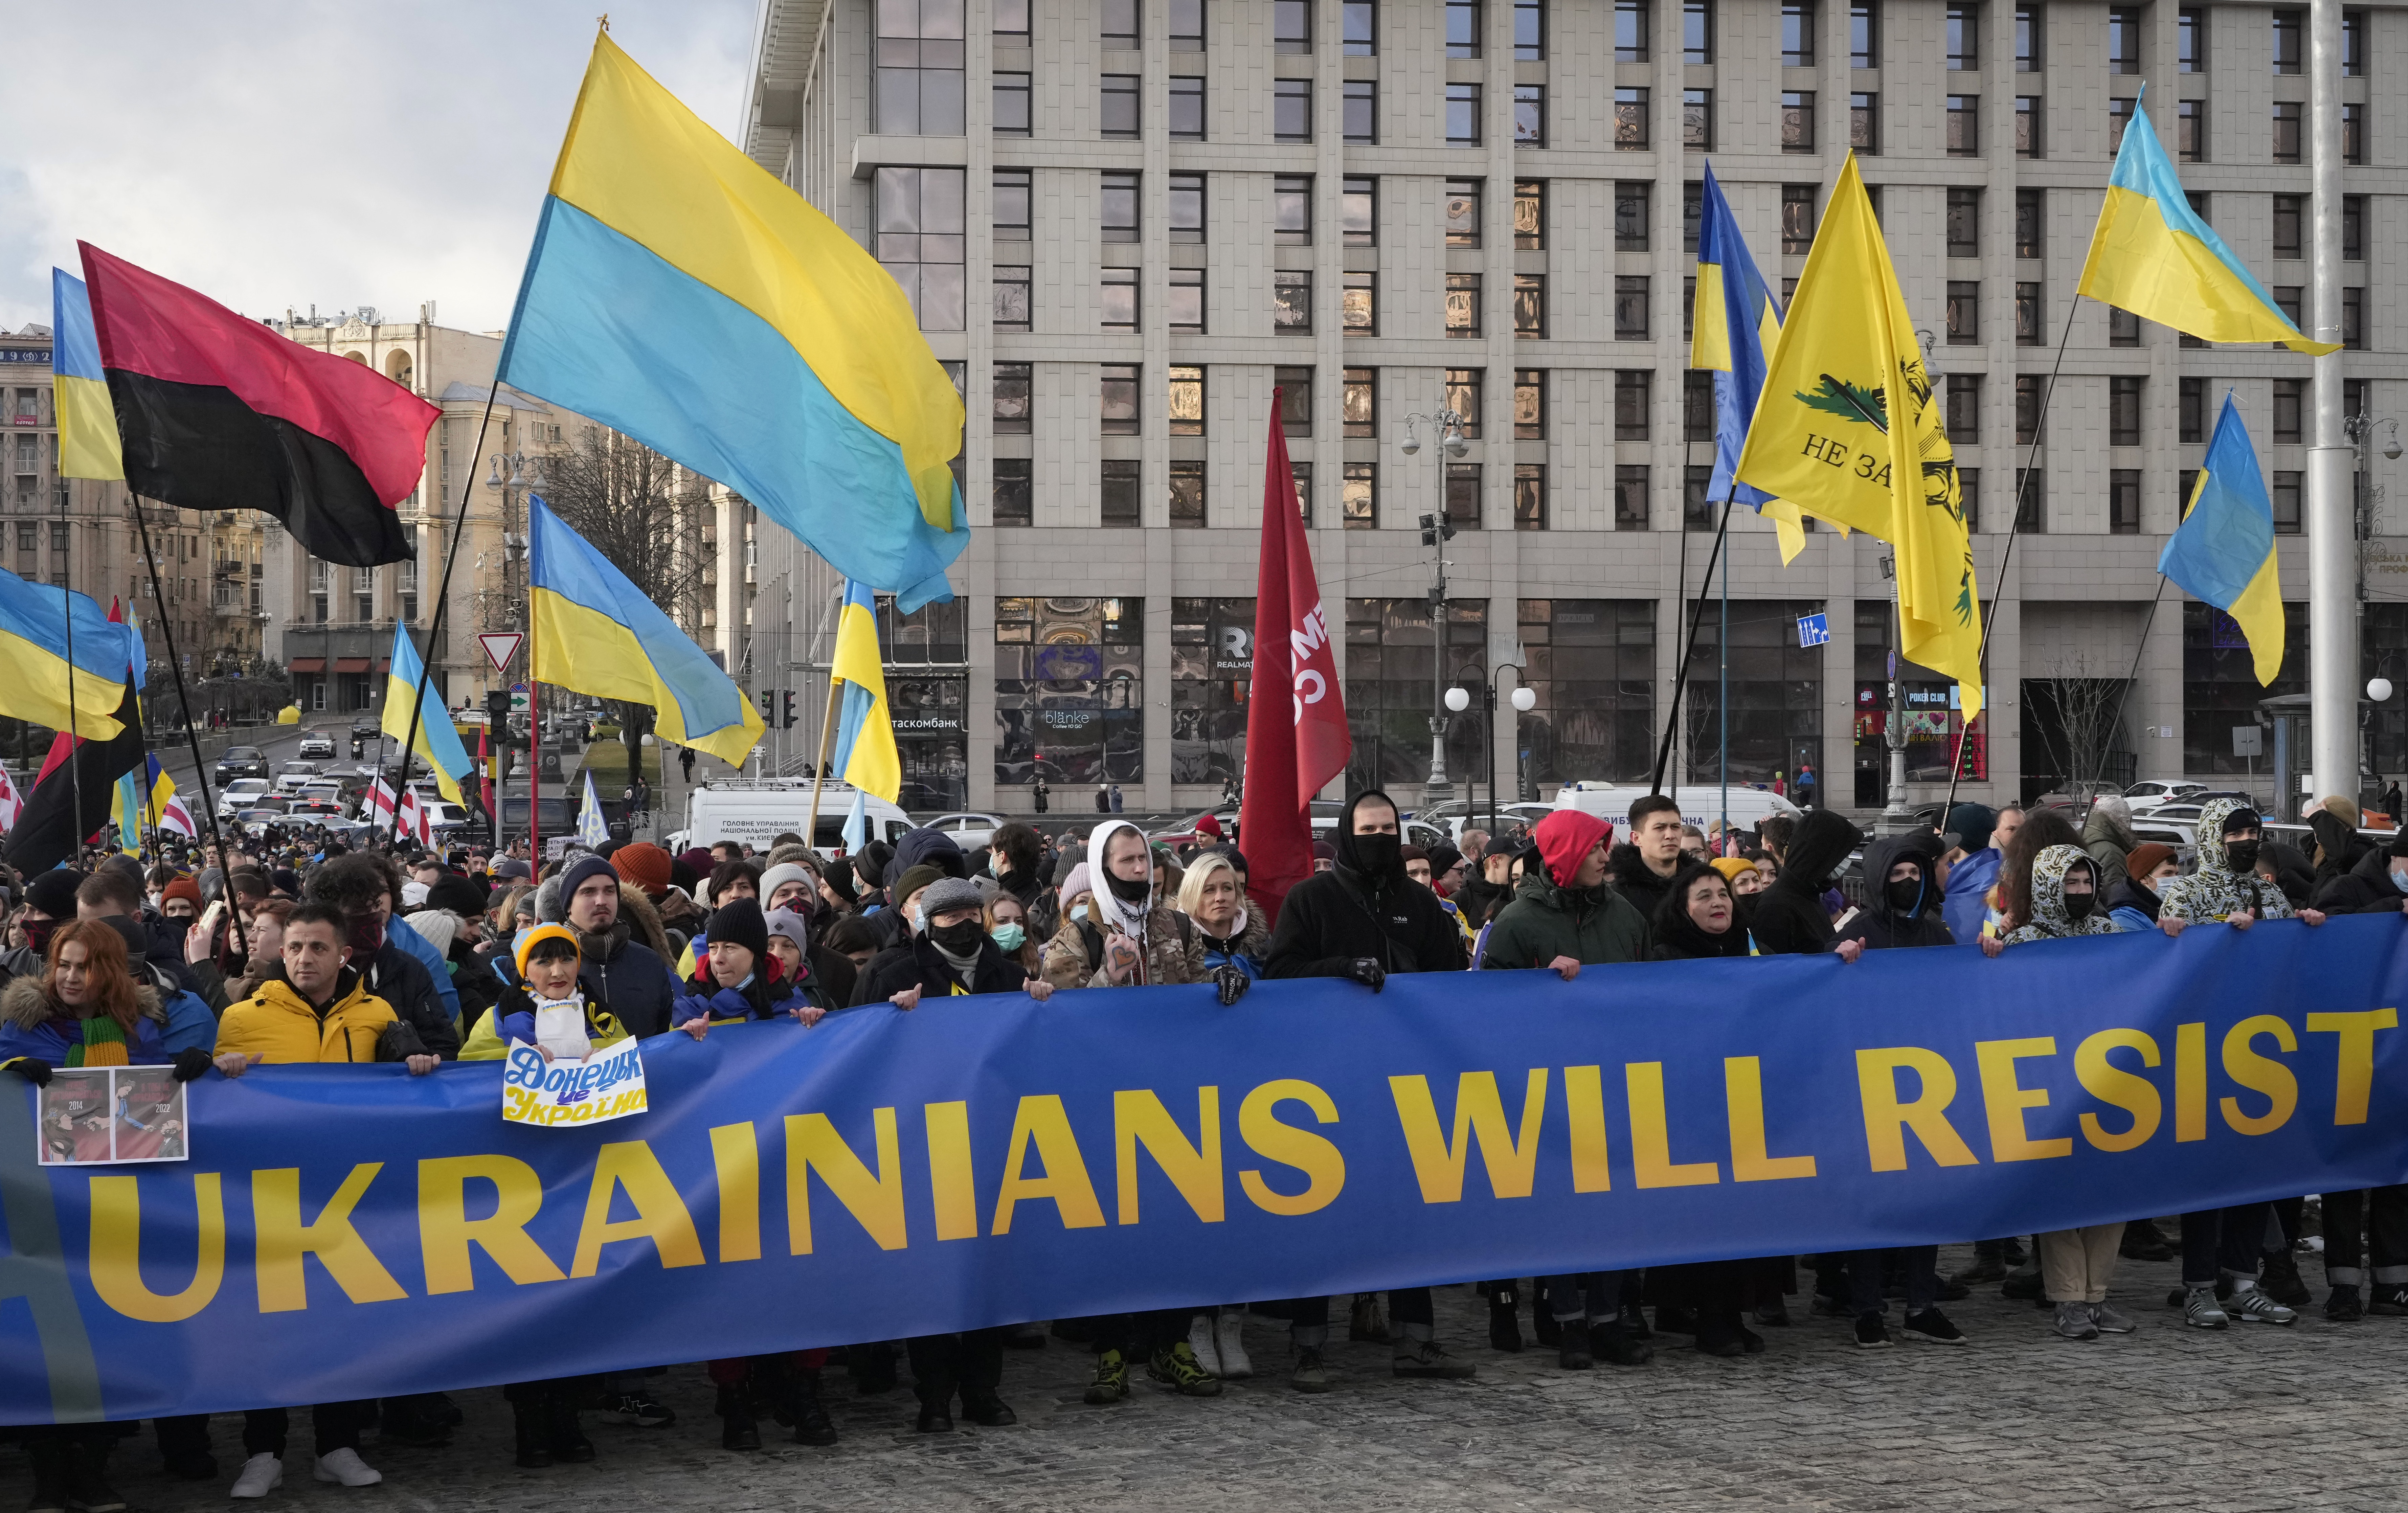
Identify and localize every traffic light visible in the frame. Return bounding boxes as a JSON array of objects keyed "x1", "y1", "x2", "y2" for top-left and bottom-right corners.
[
  {"x1": 782, "y1": 691, "x2": 798, "y2": 729},
  {"x1": 1418, "y1": 512, "x2": 1457, "y2": 547},
  {"x1": 758, "y1": 688, "x2": 776, "y2": 723},
  {"x1": 484, "y1": 690, "x2": 512, "y2": 722}
]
